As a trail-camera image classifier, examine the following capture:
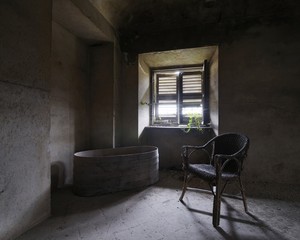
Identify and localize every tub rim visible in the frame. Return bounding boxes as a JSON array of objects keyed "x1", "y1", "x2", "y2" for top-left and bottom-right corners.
[{"x1": 74, "y1": 145, "x2": 158, "y2": 158}]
